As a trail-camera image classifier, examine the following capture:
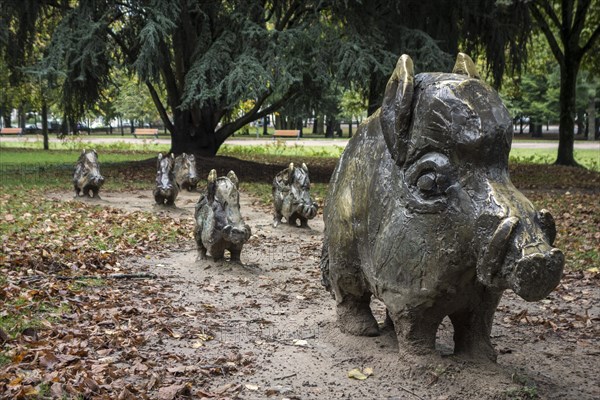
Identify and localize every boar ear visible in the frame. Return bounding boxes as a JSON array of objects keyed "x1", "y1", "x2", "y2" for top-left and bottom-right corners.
[
  {"x1": 82, "y1": 149, "x2": 86, "y2": 155},
  {"x1": 92, "y1": 149, "x2": 97, "y2": 155},
  {"x1": 287, "y1": 163, "x2": 294, "y2": 182},
  {"x1": 170, "y1": 153, "x2": 175, "y2": 159},
  {"x1": 381, "y1": 54, "x2": 414, "y2": 167},
  {"x1": 301, "y1": 163, "x2": 308, "y2": 173},
  {"x1": 157, "y1": 153, "x2": 163, "y2": 168},
  {"x1": 182, "y1": 152, "x2": 187, "y2": 158},
  {"x1": 207, "y1": 169, "x2": 217, "y2": 202},
  {"x1": 452, "y1": 53, "x2": 480, "y2": 79},
  {"x1": 227, "y1": 170, "x2": 239, "y2": 188}
]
